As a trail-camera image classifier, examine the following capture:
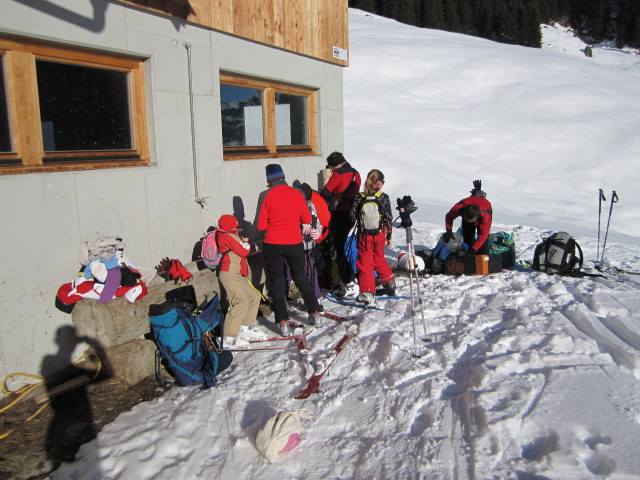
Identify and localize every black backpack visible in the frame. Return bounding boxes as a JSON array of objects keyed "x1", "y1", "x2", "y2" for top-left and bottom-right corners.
[{"x1": 532, "y1": 232, "x2": 583, "y2": 275}]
